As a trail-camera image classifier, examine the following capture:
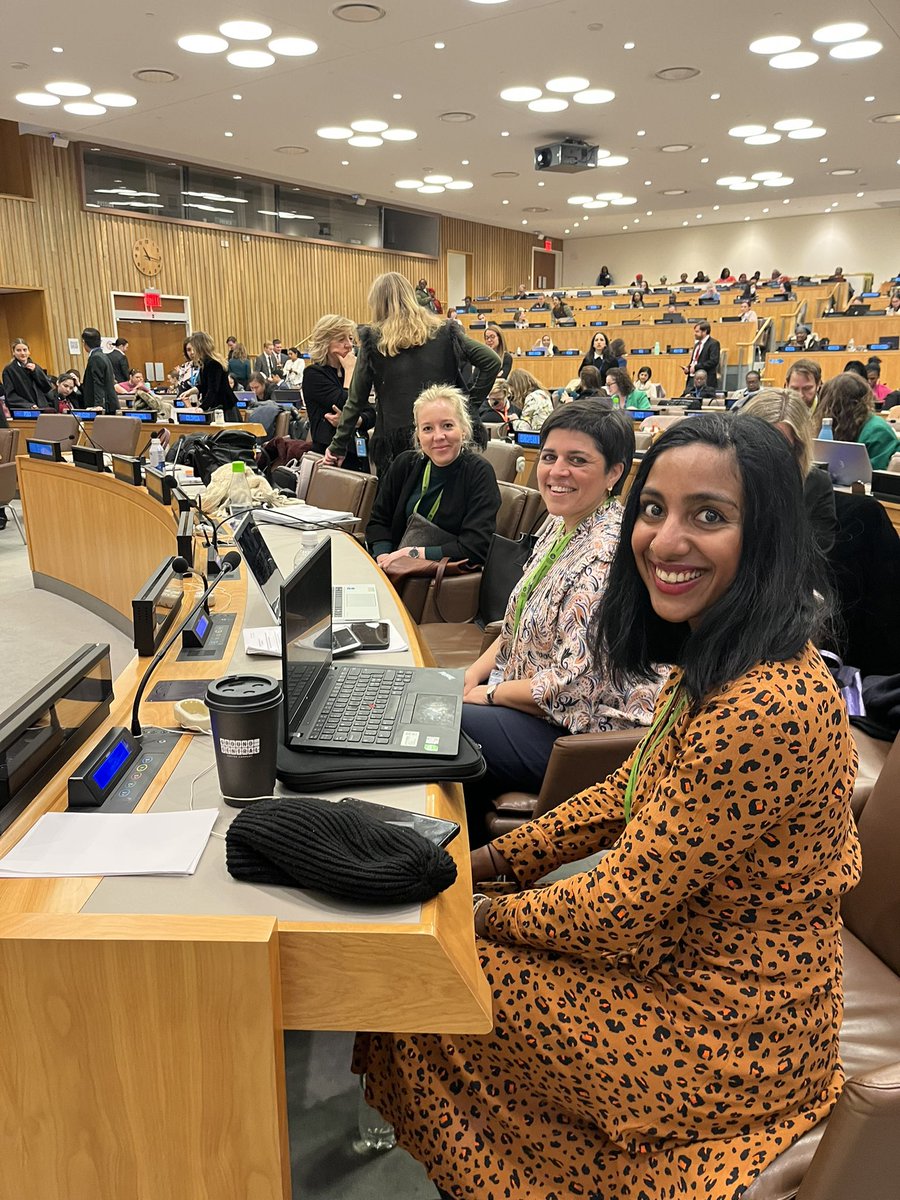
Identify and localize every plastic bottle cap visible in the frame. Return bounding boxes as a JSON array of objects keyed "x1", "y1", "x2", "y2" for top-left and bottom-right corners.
[{"x1": 232, "y1": 461, "x2": 245, "y2": 472}]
